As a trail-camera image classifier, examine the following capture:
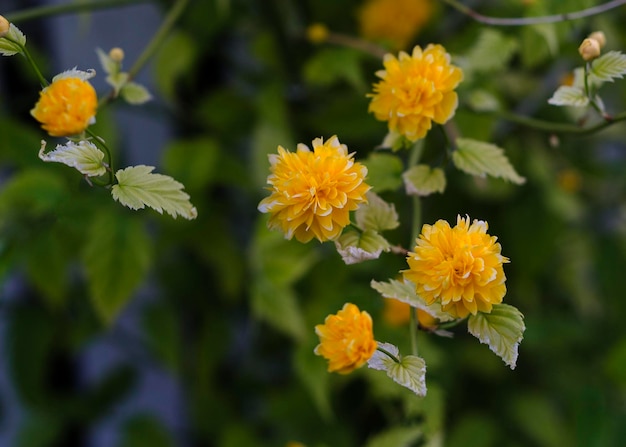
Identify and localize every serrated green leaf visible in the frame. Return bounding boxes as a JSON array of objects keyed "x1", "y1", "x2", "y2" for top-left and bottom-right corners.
[
  {"x1": 547, "y1": 85, "x2": 589, "y2": 107},
  {"x1": 38, "y1": 140, "x2": 107, "y2": 177},
  {"x1": 362, "y1": 152, "x2": 404, "y2": 193},
  {"x1": 403, "y1": 165, "x2": 446, "y2": 196},
  {"x1": 467, "y1": 303, "x2": 525, "y2": 369},
  {"x1": 121, "y1": 81, "x2": 153, "y2": 105},
  {"x1": 365, "y1": 426, "x2": 422, "y2": 447},
  {"x1": 355, "y1": 191, "x2": 399, "y2": 231},
  {"x1": 589, "y1": 50, "x2": 626, "y2": 83},
  {"x1": 465, "y1": 29, "x2": 518, "y2": 73},
  {"x1": 370, "y1": 279, "x2": 455, "y2": 322},
  {"x1": 368, "y1": 342, "x2": 427, "y2": 396},
  {"x1": 111, "y1": 165, "x2": 197, "y2": 219},
  {"x1": 335, "y1": 229, "x2": 389, "y2": 264},
  {"x1": 96, "y1": 47, "x2": 117, "y2": 76},
  {"x1": 83, "y1": 212, "x2": 152, "y2": 324},
  {"x1": 453, "y1": 138, "x2": 526, "y2": 184},
  {"x1": 0, "y1": 23, "x2": 26, "y2": 56}
]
